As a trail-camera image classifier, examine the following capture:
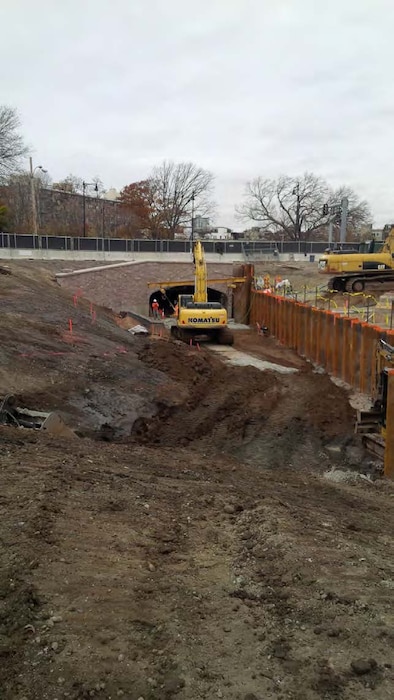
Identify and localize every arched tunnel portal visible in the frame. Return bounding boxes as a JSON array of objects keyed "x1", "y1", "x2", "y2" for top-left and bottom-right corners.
[{"x1": 149, "y1": 285, "x2": 229, "y2": 317}]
